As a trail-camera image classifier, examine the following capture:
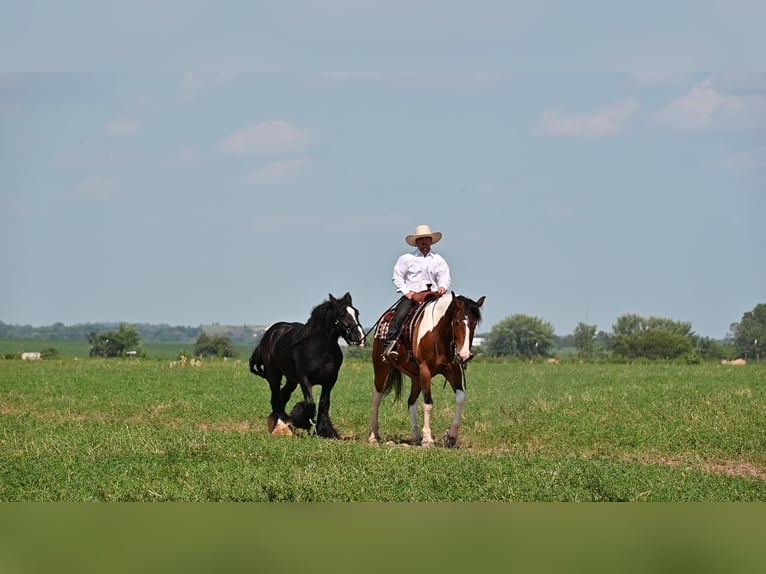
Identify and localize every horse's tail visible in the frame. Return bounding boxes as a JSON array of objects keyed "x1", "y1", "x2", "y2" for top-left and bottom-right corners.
[
  {"x1": 382, "y1": 368, "x2": 403, "y2": 402},
  {"x1": 249, "y1": 345, "x2": 266, "y2": 378}
]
